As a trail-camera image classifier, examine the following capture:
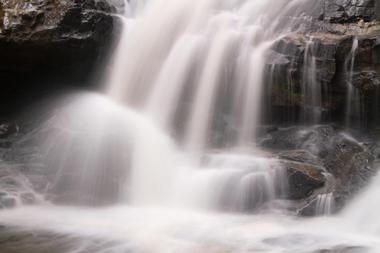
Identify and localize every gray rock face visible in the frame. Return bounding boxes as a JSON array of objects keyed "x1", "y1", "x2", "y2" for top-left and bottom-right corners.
[
  {"x1": 260, "y1": 125, "x2": 378, "y2": 212},
  {"x1": 0, "y1": 0, "x2": 115, "y2": 73},
  {"x1": 0, "y1": 0, "x2": 116, "y2": 115},
  {"x1": 283, "y1": 161, "x2": 326, "y2": 200},
  {"x1": 265, "y1": 19, "x2": 380, "y2": 127},
  {"x1": 323, "y1": 0, "x2": 376, "y2": 23}
]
